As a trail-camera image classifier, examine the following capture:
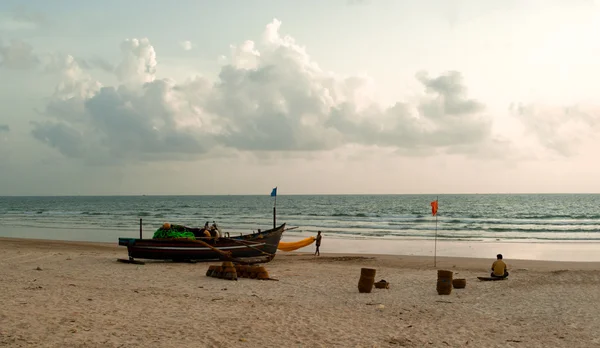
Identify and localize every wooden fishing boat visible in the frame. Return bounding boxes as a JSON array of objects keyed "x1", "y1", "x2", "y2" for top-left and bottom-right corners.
[{"x1": 118, "y1": 223, "x2": 286, "y2": 263}]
